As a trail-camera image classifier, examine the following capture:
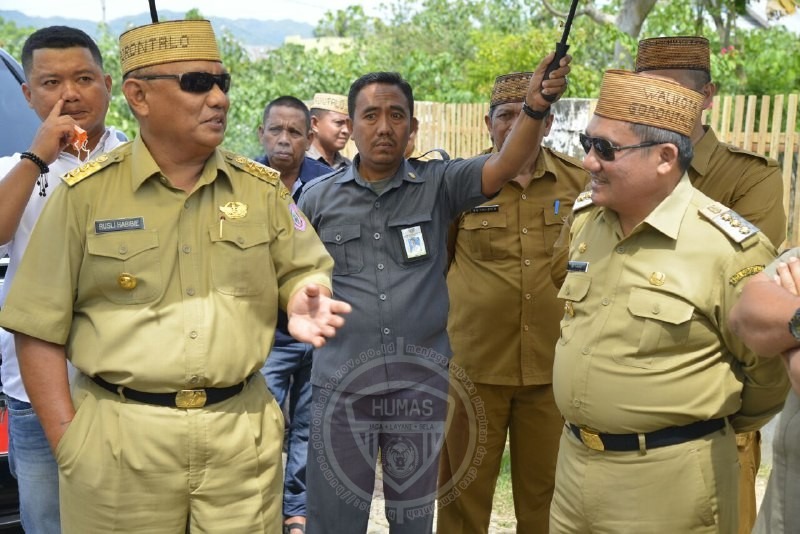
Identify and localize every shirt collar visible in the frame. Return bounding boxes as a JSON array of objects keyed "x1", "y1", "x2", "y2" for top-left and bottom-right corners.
[
  {"x1": 640, "y1": 174, "x2": 694, "y2": 240},
  {"x1": 689, "y1": 125, "x2": 715, "y2": 177},
  {"x1": 129, "y1": 135, "x2": 230, "y2": 192},
  {"x1": 335, "y1": 154, "x2": 424, "y2": 188}
]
